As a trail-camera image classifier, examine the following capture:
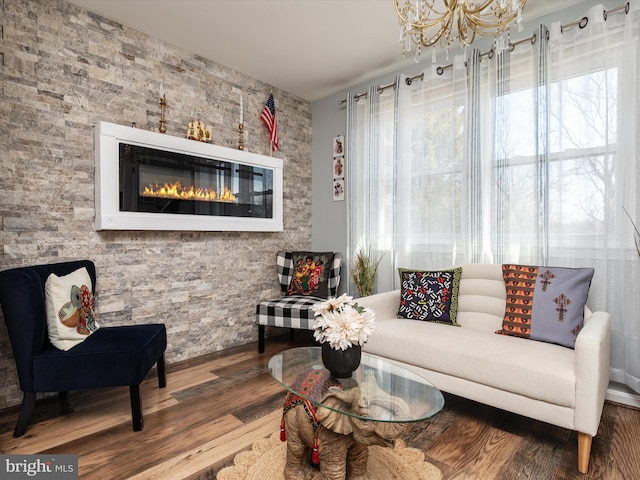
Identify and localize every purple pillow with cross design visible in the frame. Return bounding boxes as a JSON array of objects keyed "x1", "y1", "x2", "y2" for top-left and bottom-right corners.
[{"x1": 497, "y1": 264, "x2": 594, "y2": 349}]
